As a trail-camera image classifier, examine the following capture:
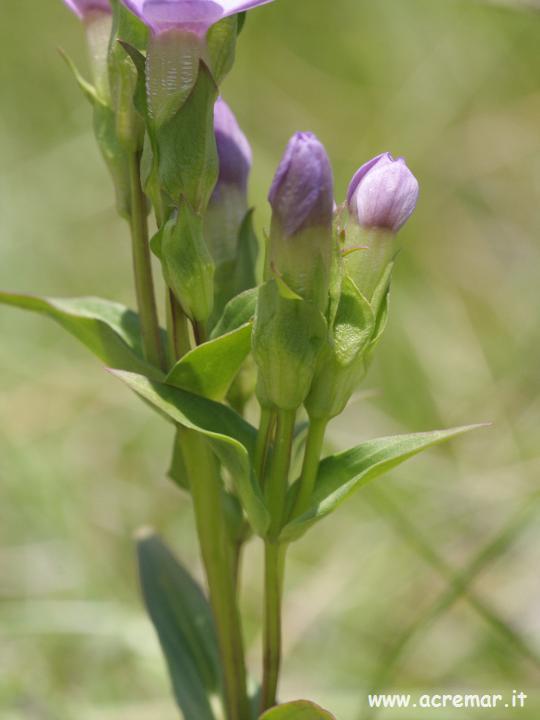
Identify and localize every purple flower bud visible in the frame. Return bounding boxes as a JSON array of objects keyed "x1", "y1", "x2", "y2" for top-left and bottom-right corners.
[
  {"x1": 121, "y1": 0, "x2": 273, "y2": 35},
  {"x1": 214, "y1": 97, "x2": 252, "y2": 192},
  {"x1": 63, "y1": 0, "x2": 111, "y2": 20},
  {"x1": 347, "y1": 152, "x2": 419, "y2": 233},
  {"x1": 269, "y1": 132, "x2": 334, "y2": 237}
]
